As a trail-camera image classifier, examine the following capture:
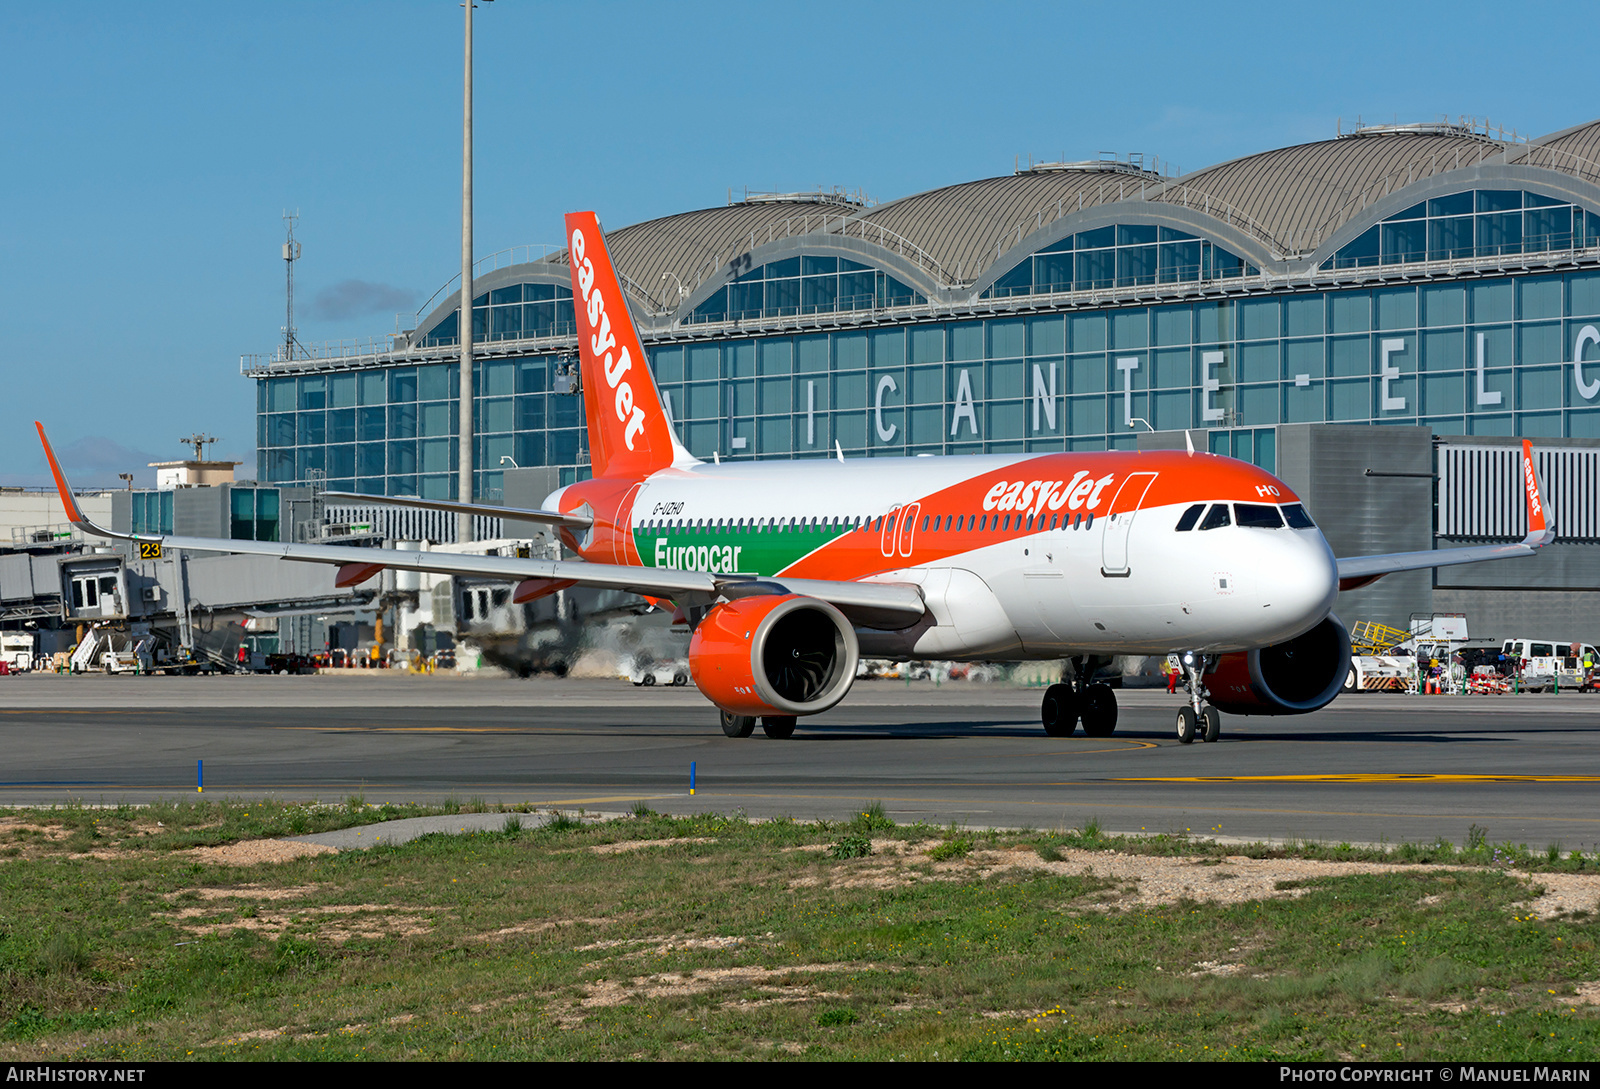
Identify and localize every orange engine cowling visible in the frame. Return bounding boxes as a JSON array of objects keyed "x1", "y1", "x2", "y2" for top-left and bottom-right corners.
[
  {"x1": 688, "y1": 594, "x2": 859, "y2": 717},
  {"x1": 1205, "y1": 615, "x2": 1351, "y2": 716}
]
